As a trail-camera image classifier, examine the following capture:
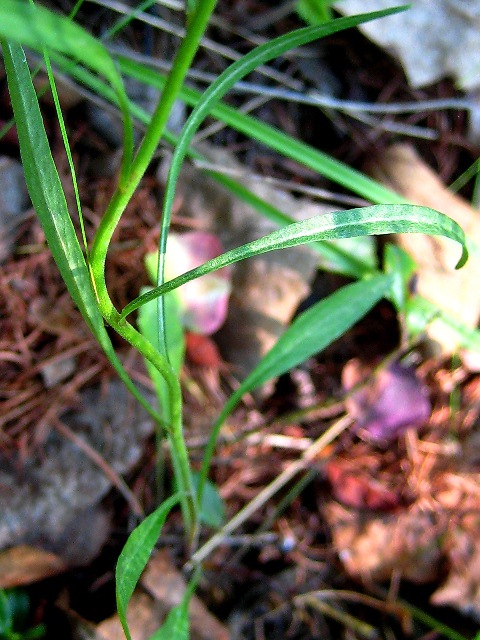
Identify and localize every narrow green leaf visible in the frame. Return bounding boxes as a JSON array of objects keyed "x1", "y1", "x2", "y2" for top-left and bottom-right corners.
[
  {"x1": 406, "y1": 296, "x2": 480, "y2": 352},
  {"x1": 147, "y1": 567, "x2": 201, "y2": 640},
  {"x1": 116, "y1": 494, "x2": 180, "y2": 640},
  {"x1": 383, "y1": 243, "x2": 416, "y2": 312},
  {"x1": 235, "y1": 274, "x2": 392, "y2": 392},
  {"x1": 3, "y1": 40, "x2": 161, "y2": 424},
  {"x1": 4, "y1": 40, "x2": 91, "y2": 319},
  {"x1": 297, "y1": 0, "x2": 335, "y2": 24},
  {"x1": 121, "y1": 204, "x2": 467, "y2": 318},
  {"x1": 42, "y1": 47, "x2": 88, "y2": 253},
  {"x1": 197, "y1": 273, "x2": 394, "y2": 501},
  {"x1": 103, "y1": 0, "x2": 158, "y2": 41},
  {"x1": 209, "y1": 172, "x2": 375, "y2": 277},
  {"x1": 400, "y1": 599, "x2": 470, "y2": 640},
  {"x1": 0, "y1": 0, "x2": 133, "y2": 178},
  {"x1": 147, "y1": 603, "x2": 189, "y2": 640},
  {"x1": 192, "y1": 473, "x2": 225, "y2": 528}
]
